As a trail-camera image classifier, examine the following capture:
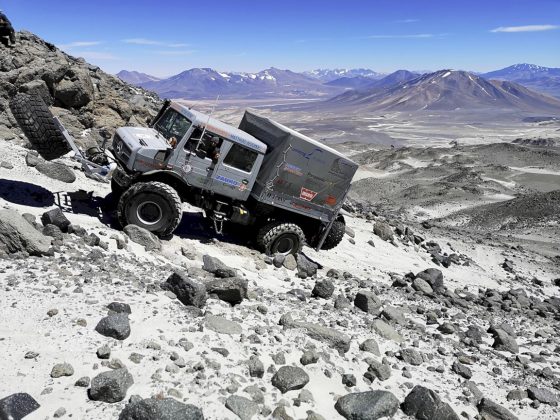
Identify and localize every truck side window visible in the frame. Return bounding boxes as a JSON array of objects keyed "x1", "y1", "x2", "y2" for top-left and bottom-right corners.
[{"x1": 223, "y1": 144, "x2": 258, "y2": 173}]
